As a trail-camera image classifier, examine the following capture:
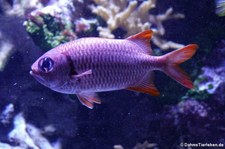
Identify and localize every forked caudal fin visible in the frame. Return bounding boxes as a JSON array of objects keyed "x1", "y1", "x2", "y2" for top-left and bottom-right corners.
[{"x1": 161, "y1": 44, "x2": 198, "y2": 89}]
